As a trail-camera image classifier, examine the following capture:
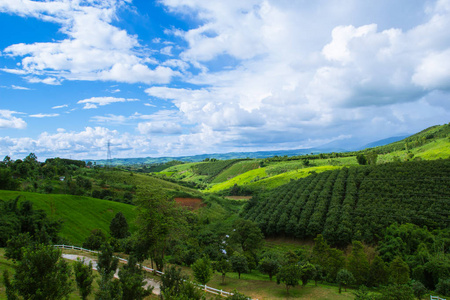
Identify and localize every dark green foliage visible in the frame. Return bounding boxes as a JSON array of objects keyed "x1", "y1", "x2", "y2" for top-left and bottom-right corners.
[
  {"x1": 435, "y1": 278, "x2": 450, "y2": 297},
  {"x1": 242, "y1": 160, "x2": 450, "y2": 245},
  {"x1": 353, "y1": 285, "x2": 374, "y2": 300},
  {"x1": 213, "y1": 258, "x2": 232, "y2": 284},
  {"x1": 97, "y1": 242, "x2": 119, "y2": 279},
  {"x1": 95, "y1": 275, "x2": 122, "y2": 300},
  {"x1": 336, "y1": 269, "x2": 355, "y2": 293},
  {"x1": 12, "y1": 244, "x2": 73, "y2": 300},
  {"x1": 230, "y1": 253, "x2": 249, "y2": 279},
  {"x1": 160, "y1": 266, "x2": 205, "y2": 300},
  {"x1": 227, "y1": 290, "x2": 251, "y2": 299},
  {"x1": 300, "y1": 262, "x2": 316, "y2": 286},
  {"x1": 0, "y1": 197, "x2": 62, "y2": 247},
  {"x1": 258, "y1": 251, "x2": 281, "y2": 281},
  {"x1": 389, "y1": 256, "x2": 410, "y2": 285},
  {"x1": 119, "y1": 255, "x2": 152, "y2": 300},
  {"x1": 348, "y1": 241, "x2": 370, "y2": 286},
  {"x1": 230, "y1": 219, "x2": 264, "y2": 254},
  {"x1": 368, "y1": 256, "x2": 388, "y2": 287},
  {"x1": 377, "y1": 284, "x2": 414, "y2": 300},
  {"x1": 95, "y1": 243, "x2": 121, "y2": 300},
  {"x1": 5, "y1": 232, "x2": 32, "y2": 261},
  {"x1": 192, "y1": 159, "x2": 244, "y2": 181},
  {"x1": 110, "y1": 212, "x2": 130, "y2": 239},
  {"x1": 3, "y1": 270, "x2": 19, "y2": 300},
  {"x1": 191, "y1": 256, "x2": 213, "y2": 285},
  {"x1": 0, "y1": 168, "x2": 19, "y2": 190},
  {"x1": 410, "y1": 280, "x2": 427, "y2": 300},
  {"x1": 74, "y1": 258, "x2": 94, "y2": 300},
  {"x1": 276, "y1": 263, "x2": 302, "y2": 294},
  {"x1": 83, "y1": 228, "x2": 107, "y2": 250},
  {"x1": 161, "y1": 266, "x2": 186, "y2": 296},
  {"x1": 357, "y1": 154, "x2": 367, "y2": 165}
]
